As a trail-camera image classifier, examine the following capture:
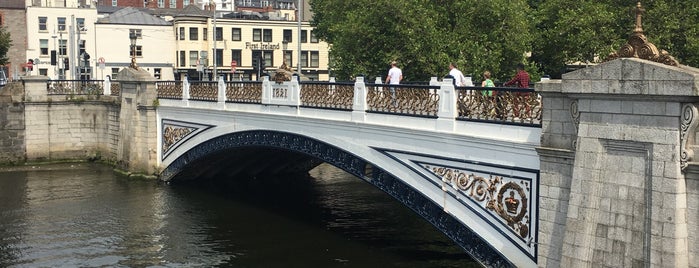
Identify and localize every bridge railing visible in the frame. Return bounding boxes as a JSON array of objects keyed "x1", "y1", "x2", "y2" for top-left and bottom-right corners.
[
  {"x1": 456, "y1": 86, "x2": 542, "y2": 125},
  {"x1": 154, "y1": 76, "x2": 542, "y2": 127},
  {"x1": 300, "y1": 78, "x2": 355, "y2": 110},
  {"x1": 47, "y1": 80, "x2": 105, "y2": 95}
]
